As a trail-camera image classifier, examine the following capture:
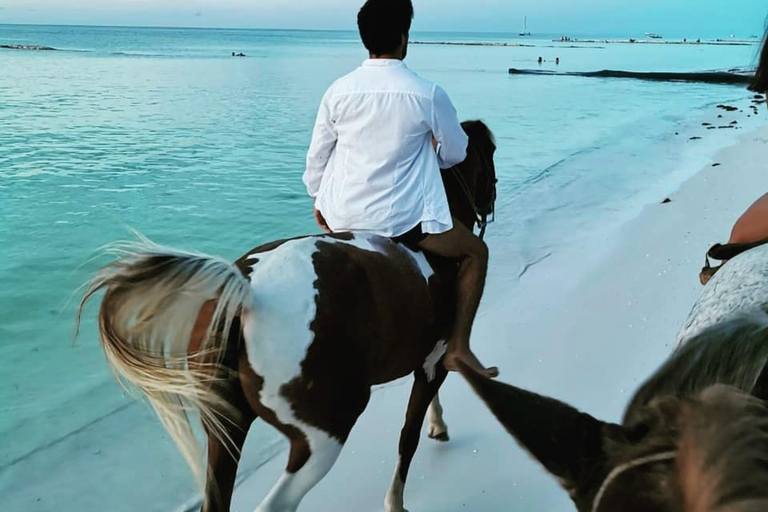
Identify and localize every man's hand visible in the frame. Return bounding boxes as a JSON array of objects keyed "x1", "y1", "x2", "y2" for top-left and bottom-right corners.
[{"x1": 314, "y1": 208, "x2": 332, "y2": 233}]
